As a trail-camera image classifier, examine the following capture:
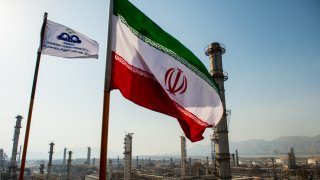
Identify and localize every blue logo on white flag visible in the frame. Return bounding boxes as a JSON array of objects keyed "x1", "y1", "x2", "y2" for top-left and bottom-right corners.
[
  {"x1": 57, "y1": 32, "x2": 82, "y2": 44},
  {"x1": 42, "y1": 20, "x2": 98, "y2": 58}
]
